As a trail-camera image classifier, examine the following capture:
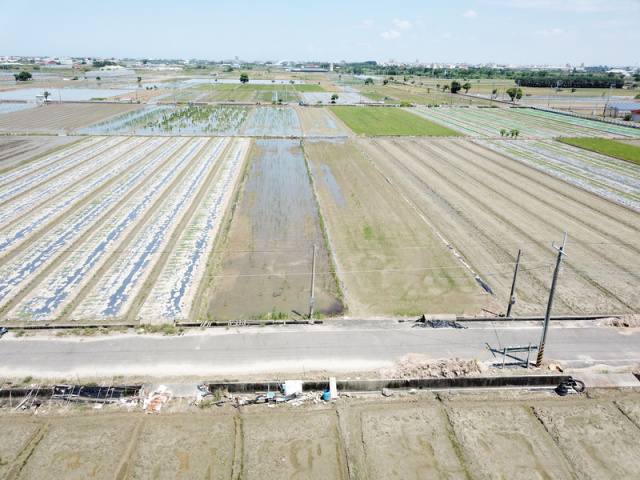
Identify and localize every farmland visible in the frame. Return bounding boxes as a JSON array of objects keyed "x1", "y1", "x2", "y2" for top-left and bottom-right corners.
[
  {"x1": 0, "y1": 103, "x2": 142, "y2": 134},
  {"x1": 134, "y1": 105, "x2": 252, "y2": 135},
  {"x1": 476, "y1": 139, "x2": 640, "y2": 211},
  {"x1": 1, "y1": 68, "x2": 640, "y2": 323},
  {"x1": 414, "y1": 106, "x2": 640, "y2": 138},
  {"x1": 296, "y1": 106, "x2": 351, "y2": 136},
  {"x1": 0, "y1": 136, "x2": 250, "y2": 323},
  {"x1": 2, "y1": 390, "x2": 639, "y2": 479},
  {"x1": 243, "y1": 106, "x2": 302, "y2": 136},
  {"x1": 0, "y1": 135, "x2": 80, "y2": 171},
  {"x1": 74, "y1": 105, "x2": 176, "y2": 135},
  {"x1": 557, "y1": 137, "x2": 640, "y2": 164},
  {"x1": 330, "y1": 106, "x2": 464, "y2": 136},
  {"x1": 207, "y1": 139, "x2": 342, "y2": 320},
  {"x1": 349, "y1": 137, "x2": 640, "y2": 315},
  {"x1": 305, "y1": 138, "x2": 487, "y2": 316}
]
